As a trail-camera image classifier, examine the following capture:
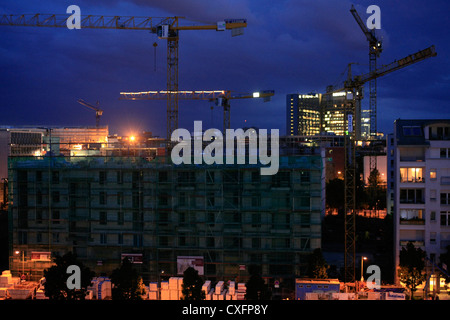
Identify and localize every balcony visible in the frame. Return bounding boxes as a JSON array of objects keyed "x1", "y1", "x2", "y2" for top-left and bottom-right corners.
[{"x1": 400, "y1": 218, "x2": 425, "y2": 225}]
